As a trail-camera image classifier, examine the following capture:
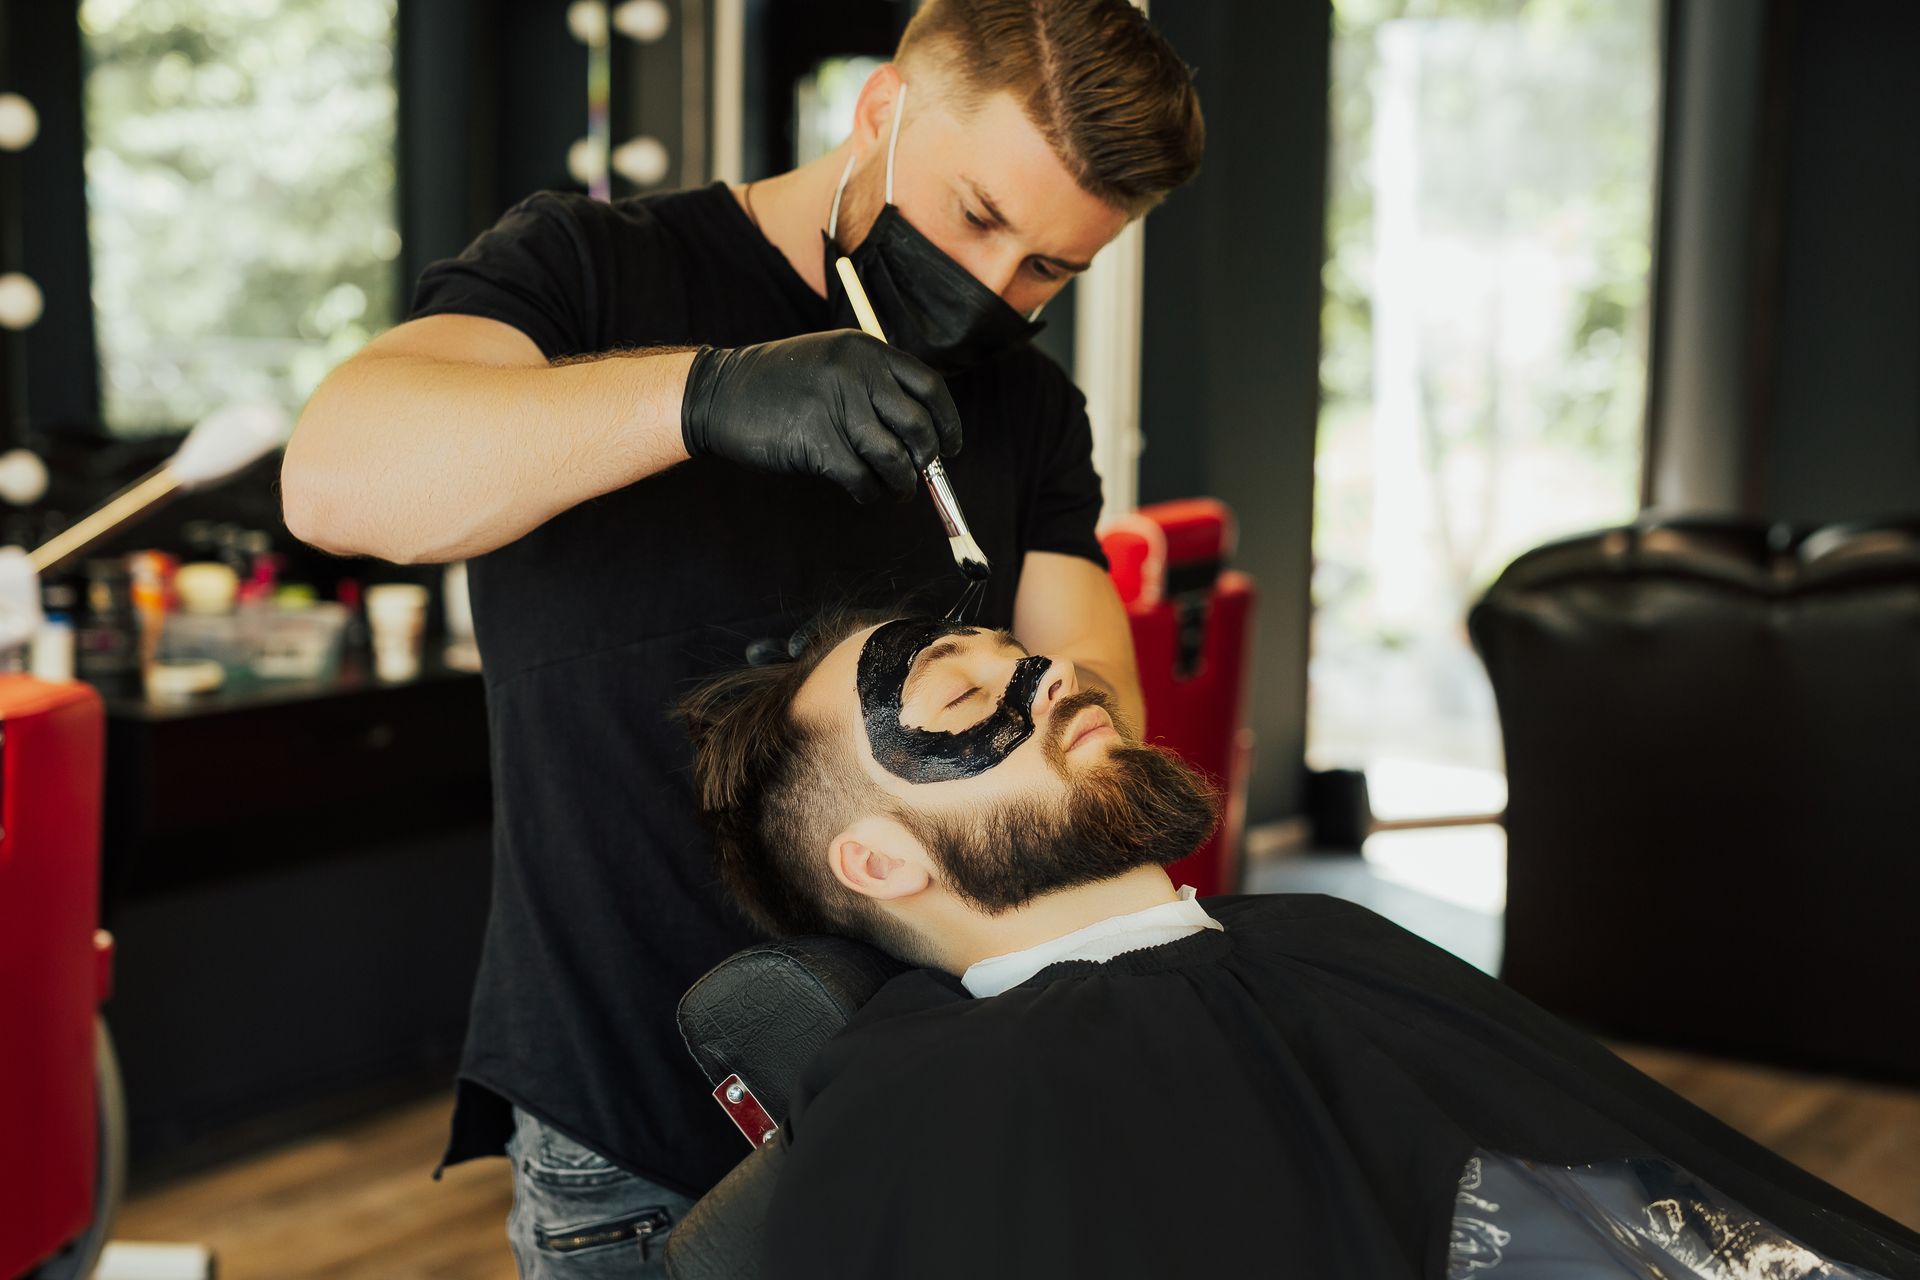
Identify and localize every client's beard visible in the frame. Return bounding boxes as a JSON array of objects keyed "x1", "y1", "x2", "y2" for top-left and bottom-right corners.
[{"x1": 889, "y1": 688, "x2": 1223, "y2": 914}]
